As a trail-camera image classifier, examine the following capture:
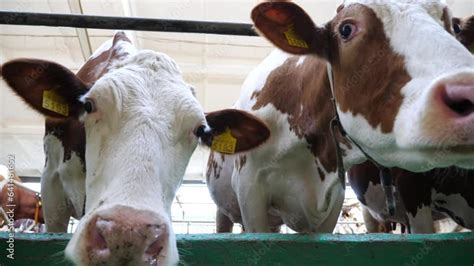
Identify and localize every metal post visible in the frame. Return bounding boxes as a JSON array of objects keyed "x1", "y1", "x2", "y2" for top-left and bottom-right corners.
[{"x1": 0, "y1": 11, "x2": 259, "y2": 36}]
